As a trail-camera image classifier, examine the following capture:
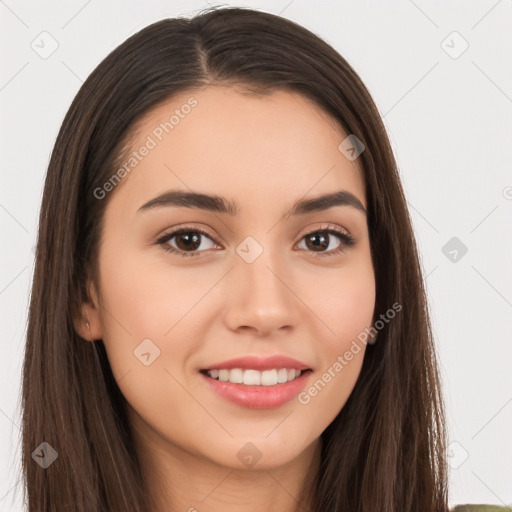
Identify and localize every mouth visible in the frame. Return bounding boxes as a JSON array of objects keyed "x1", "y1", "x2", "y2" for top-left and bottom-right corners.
[
  {"x1": 198, "y1": 367, "x2": 313, "y2": 409},
  {"x1": 199, "y1": 368, "x2": 312, "y2": 386}
]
